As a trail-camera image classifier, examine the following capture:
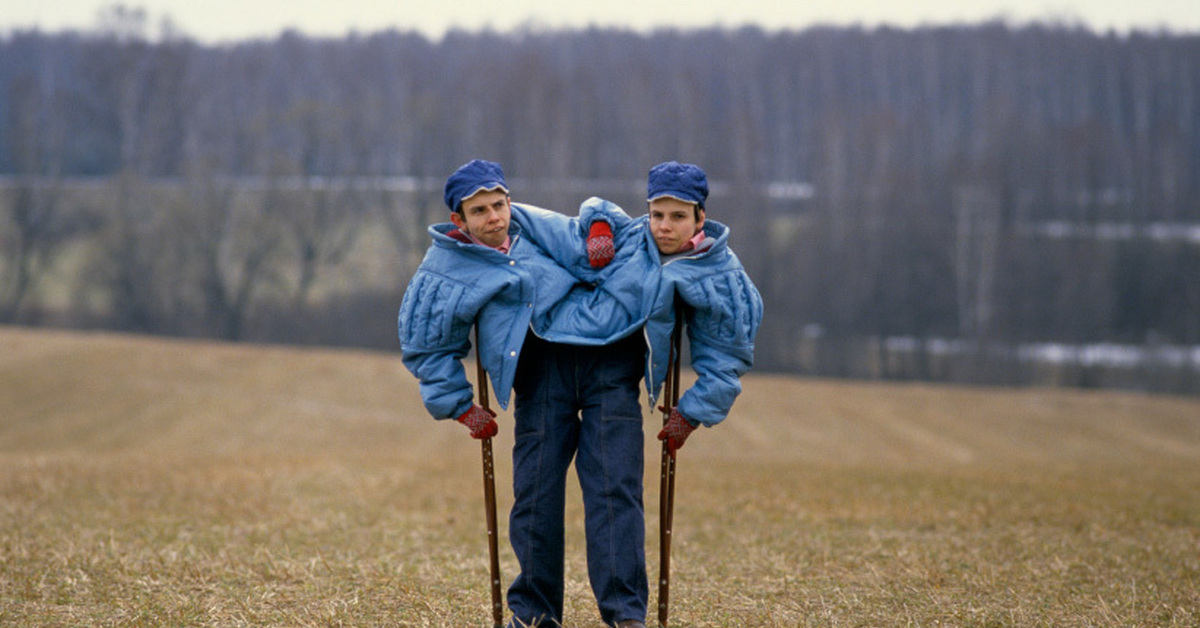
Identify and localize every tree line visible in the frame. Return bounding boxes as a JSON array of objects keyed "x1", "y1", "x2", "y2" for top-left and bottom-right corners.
[{"x1": 2, "y1": 14, "x2": 1198, "y2": 392}]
